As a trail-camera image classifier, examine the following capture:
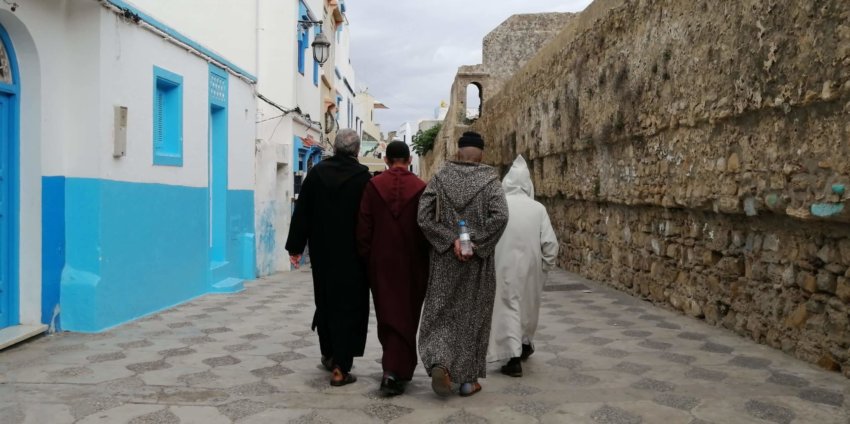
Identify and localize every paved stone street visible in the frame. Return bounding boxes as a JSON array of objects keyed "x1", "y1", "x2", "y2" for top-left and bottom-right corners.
[{"x1": 1, "y1": 269, "x2": 848, "y2": 424}]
